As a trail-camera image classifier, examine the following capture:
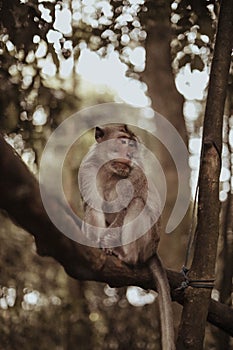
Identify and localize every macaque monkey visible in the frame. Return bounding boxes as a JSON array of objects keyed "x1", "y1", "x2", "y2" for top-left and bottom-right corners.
[{"x1": 79, "y1": 124, "x2": 175, "y2": 350}]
